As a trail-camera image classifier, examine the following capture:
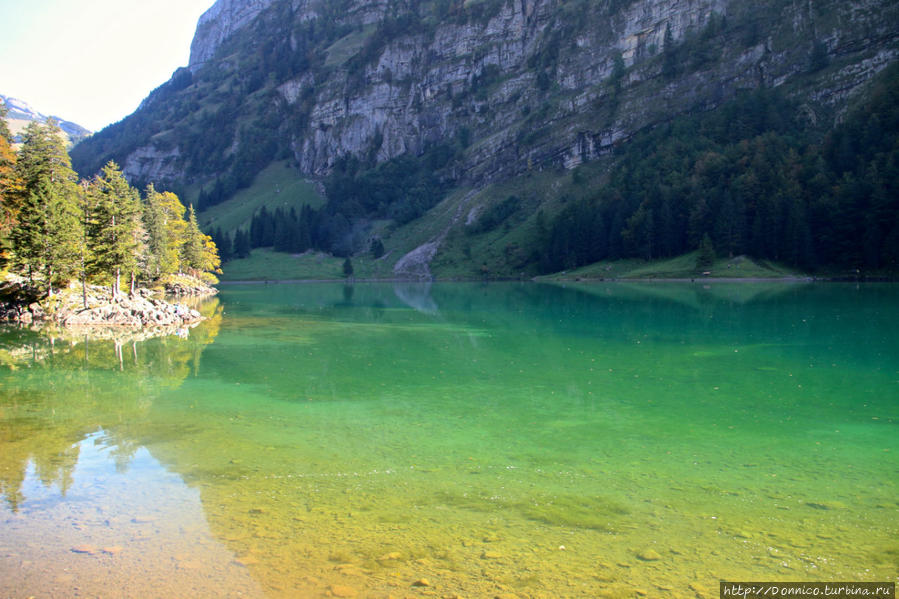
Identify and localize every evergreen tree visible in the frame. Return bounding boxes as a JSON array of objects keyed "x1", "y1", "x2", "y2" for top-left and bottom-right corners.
[
  {"x1": 696, "y1": 233, "x2": 716, "y2": 271},
  {"x1": 182, "y1": 204, "x2": 221, "y2": 277},
  {"x1": 370, "y1": 238, "x2": 385, "y2": 258},
  {"x1": 11, "y1": 175, "x2": 81, "y2": 294},
  {"x1": 273, "y1": 208, "x2": 297, "y2": 252},
  {"x1": 86, "y1": 161, "x2": 141, "y2": 296},
  {"x1": 343, "y1": 256, "x2": 354, "y2": 278},
  {"x1": 233, "y1": 229, "x2": 252, "y2": 259},
  {"x1": 182, "y1": 204, "x2": 205, "y2": 272},
  {"x1": 10, "y1": 121, "x2": 81, "y2": 293},
  {"x1": 13, "y1": 120, "x2": 73, "y2": 197},
  {"x1": 297, "y1": 204, "x2": 314, "y2": 252},
  {"x1": 250, "y1": 207, "x2": 268, "y2": 247},
  {"x1": 217, "y1": 230, "x2": 234, "y2": 262},
  {"x1": 143, "y1": 184, "x2": 187, "y2": 278},
  {"x1": 662, "y1": 23, "x2": 677, "y2": 79},
  {"x1": 76, "y1": 181, "x2": 92, "y2": 308}
]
